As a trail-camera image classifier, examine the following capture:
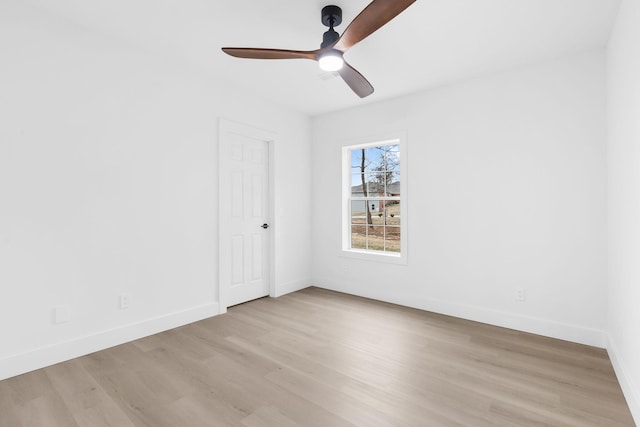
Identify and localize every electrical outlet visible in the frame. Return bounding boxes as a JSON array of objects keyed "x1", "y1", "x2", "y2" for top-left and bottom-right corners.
[
  {"x1": 119, "y1": 294, "x2": 130, "y2": 310},
  {"x1": 516, "y1": 288, "x2": 527, "y2": 302}
]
